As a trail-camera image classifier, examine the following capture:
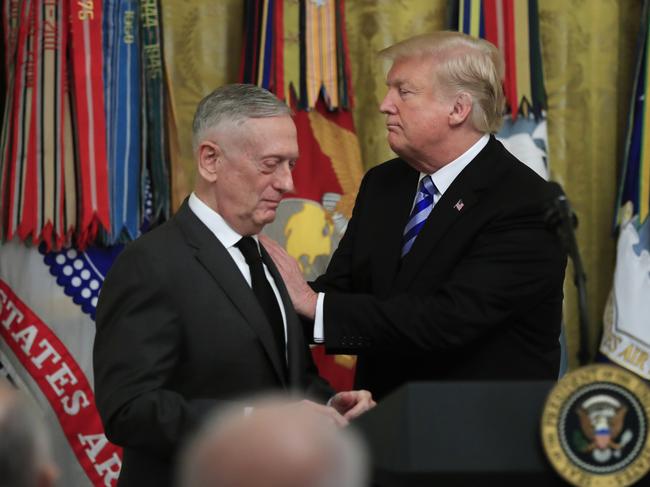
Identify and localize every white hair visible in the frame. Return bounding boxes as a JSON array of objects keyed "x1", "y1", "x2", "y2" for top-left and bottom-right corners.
[{"x1": 192, "y1": 84, "x2": 291, "y2": 153}]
